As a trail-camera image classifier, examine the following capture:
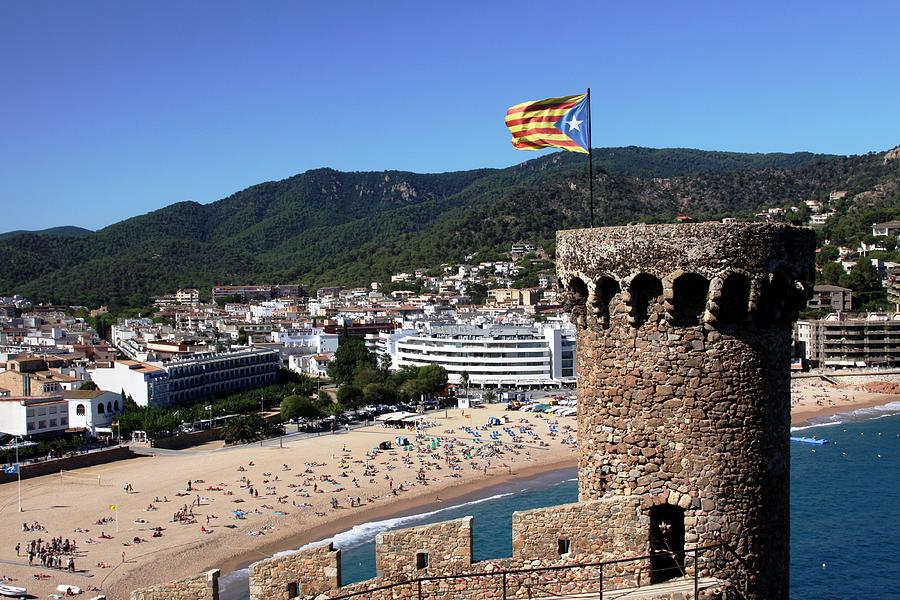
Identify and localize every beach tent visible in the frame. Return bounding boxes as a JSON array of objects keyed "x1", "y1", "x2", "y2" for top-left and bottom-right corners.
[{"x1": 376, "y1": 411, "x2": 417, "y2": 426}]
